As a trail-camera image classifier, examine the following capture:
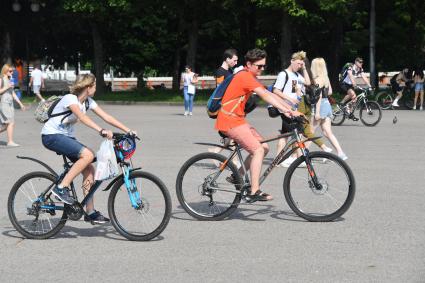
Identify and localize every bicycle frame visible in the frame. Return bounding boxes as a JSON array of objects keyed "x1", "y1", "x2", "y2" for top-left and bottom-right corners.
[
  {"x1": 203, "y1": 127, "x2": 322, "y2": 193},
  {"x1": 17, "y1": 151, "x2": 144, "y2": 214},
  {"x1": 347, "y1": 91, "x2": 368, "y2": 112}
]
